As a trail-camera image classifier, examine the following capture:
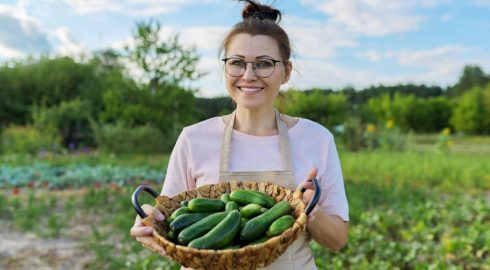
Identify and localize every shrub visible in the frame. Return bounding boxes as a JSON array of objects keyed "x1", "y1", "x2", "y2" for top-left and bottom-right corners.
[
  {"x1": 0, "y1": 125, "x2": 60, "y2": 154},
  {"x1": 90, "y1": 121, "x2": 167, "y2": 154}
]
